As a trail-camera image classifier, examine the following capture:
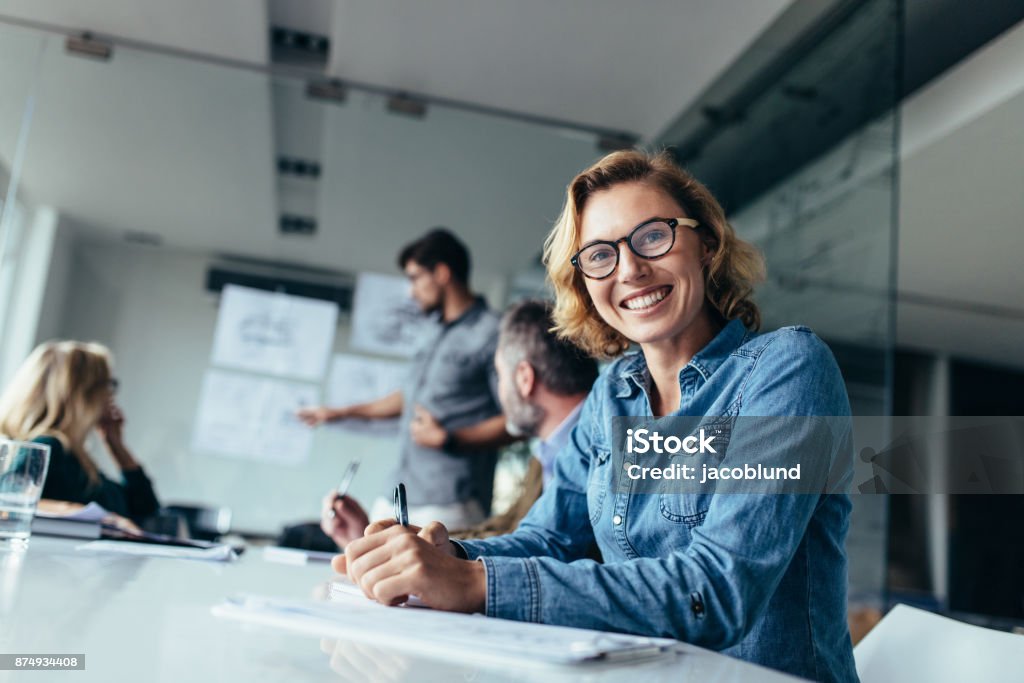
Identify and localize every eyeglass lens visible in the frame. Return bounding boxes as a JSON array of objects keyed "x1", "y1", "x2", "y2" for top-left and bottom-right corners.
[{"x1": 577, "y1": 221, "x2": 675, "y2": 278}]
